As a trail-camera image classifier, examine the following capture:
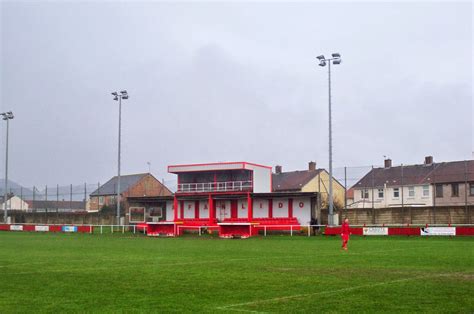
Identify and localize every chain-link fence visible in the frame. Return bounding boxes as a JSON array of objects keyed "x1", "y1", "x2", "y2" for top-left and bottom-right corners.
[
  {"x1": 0, "y1": 160, "x2": 472, "y2": 225},
  {"x1": 0, "y1": 183, "x2": 97, "y2": 213},
  {"x1": 328, "y1": 160, "x2": 473, "y2": 211}
]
